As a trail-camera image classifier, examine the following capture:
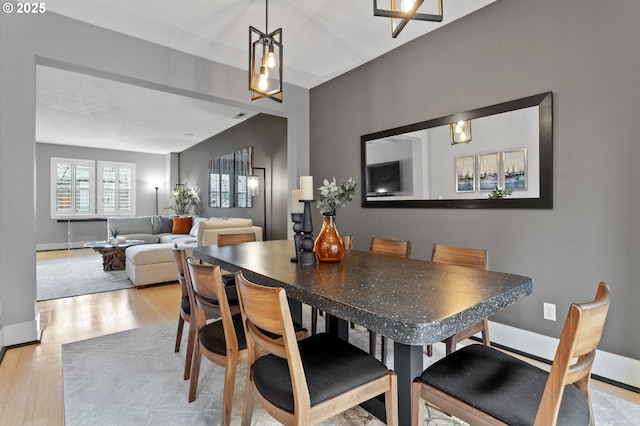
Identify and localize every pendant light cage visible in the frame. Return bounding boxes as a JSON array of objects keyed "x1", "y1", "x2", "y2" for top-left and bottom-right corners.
[
  {"x1": 249, "y1": 1, "x2": 283, "y2": 103},
  {"x1": 373, "y1": 0, "x2": 443, "y2": 38}
]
